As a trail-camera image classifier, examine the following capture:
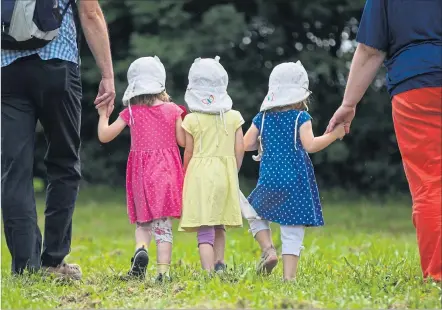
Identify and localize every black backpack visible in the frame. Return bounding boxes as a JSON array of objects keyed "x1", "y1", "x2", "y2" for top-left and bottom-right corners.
[{"x1": 1, "y1": 0, "x2": 77, "y2": 50}]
